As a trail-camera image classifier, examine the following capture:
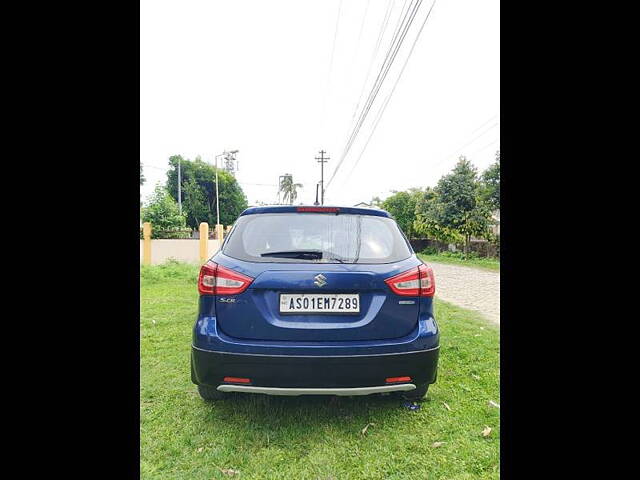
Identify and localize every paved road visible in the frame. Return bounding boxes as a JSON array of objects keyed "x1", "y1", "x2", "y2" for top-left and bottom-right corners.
[{"x1": 428, "y1": 261, "x2": 500, "y2": 325}]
